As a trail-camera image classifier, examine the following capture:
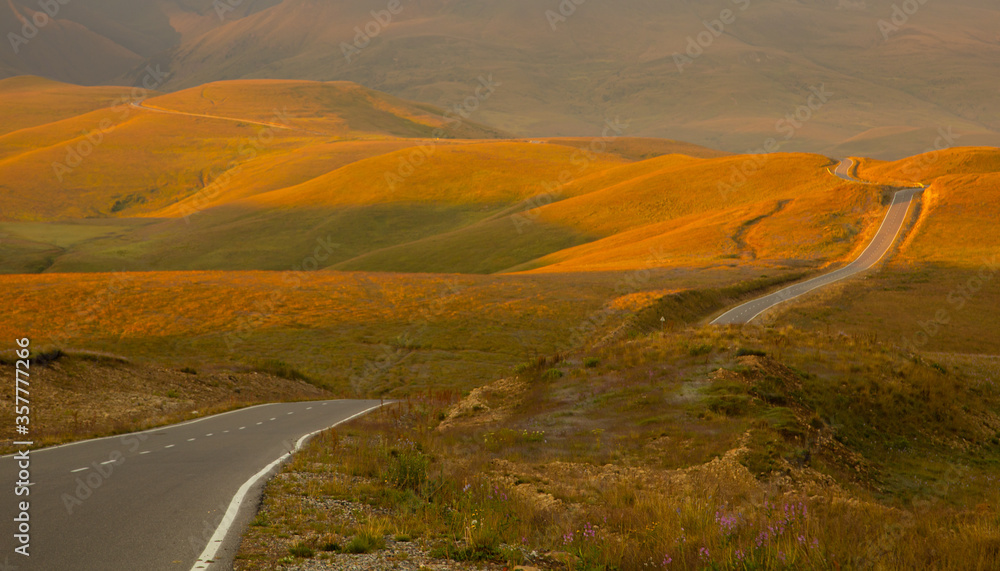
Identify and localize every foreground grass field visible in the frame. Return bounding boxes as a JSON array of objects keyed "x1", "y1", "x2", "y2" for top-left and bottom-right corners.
[{"x1": 236, "y1": 326, "x2": 1000, "y2": 570}]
